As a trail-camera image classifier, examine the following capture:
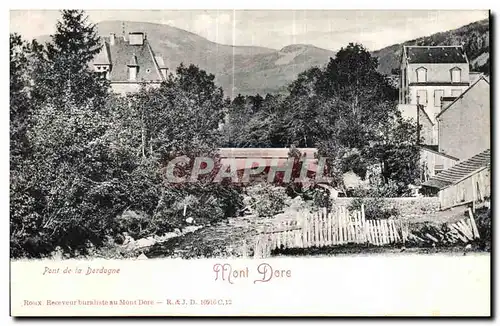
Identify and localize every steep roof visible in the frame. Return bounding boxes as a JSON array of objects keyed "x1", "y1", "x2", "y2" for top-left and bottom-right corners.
[
  {"x1": 155, "y1": 56, "x2": 166, "y2": 69},
  {"x1": 127, "y1": 55, "x2": 139, "y2": 67},
  {"x1": 436, "y1": 76, "x2": 490, "y2": 119},
  {"x1": 422, "y1": 149, "x2": 490, "y2": 189},
  {"x1": 93, "y1": 41, "x2": 111, "y2": 65},
  {"x1": 91, "y1": 36, "x2": 164, "y2": 82},
  {"x1": 404, "y1": 46, "x2": 468, "y2": 64}
]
